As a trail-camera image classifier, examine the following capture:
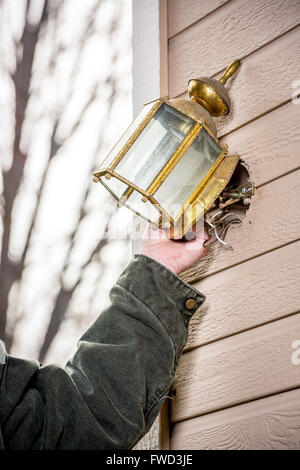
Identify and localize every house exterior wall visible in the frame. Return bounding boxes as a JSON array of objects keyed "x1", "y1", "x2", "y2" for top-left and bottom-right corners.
[
  {"x1": 167, "y1": 0, "x2": 300, "y2": 449},
  {"x1": 132, "y1": 0, "x2": 300, "y2": 449}
]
